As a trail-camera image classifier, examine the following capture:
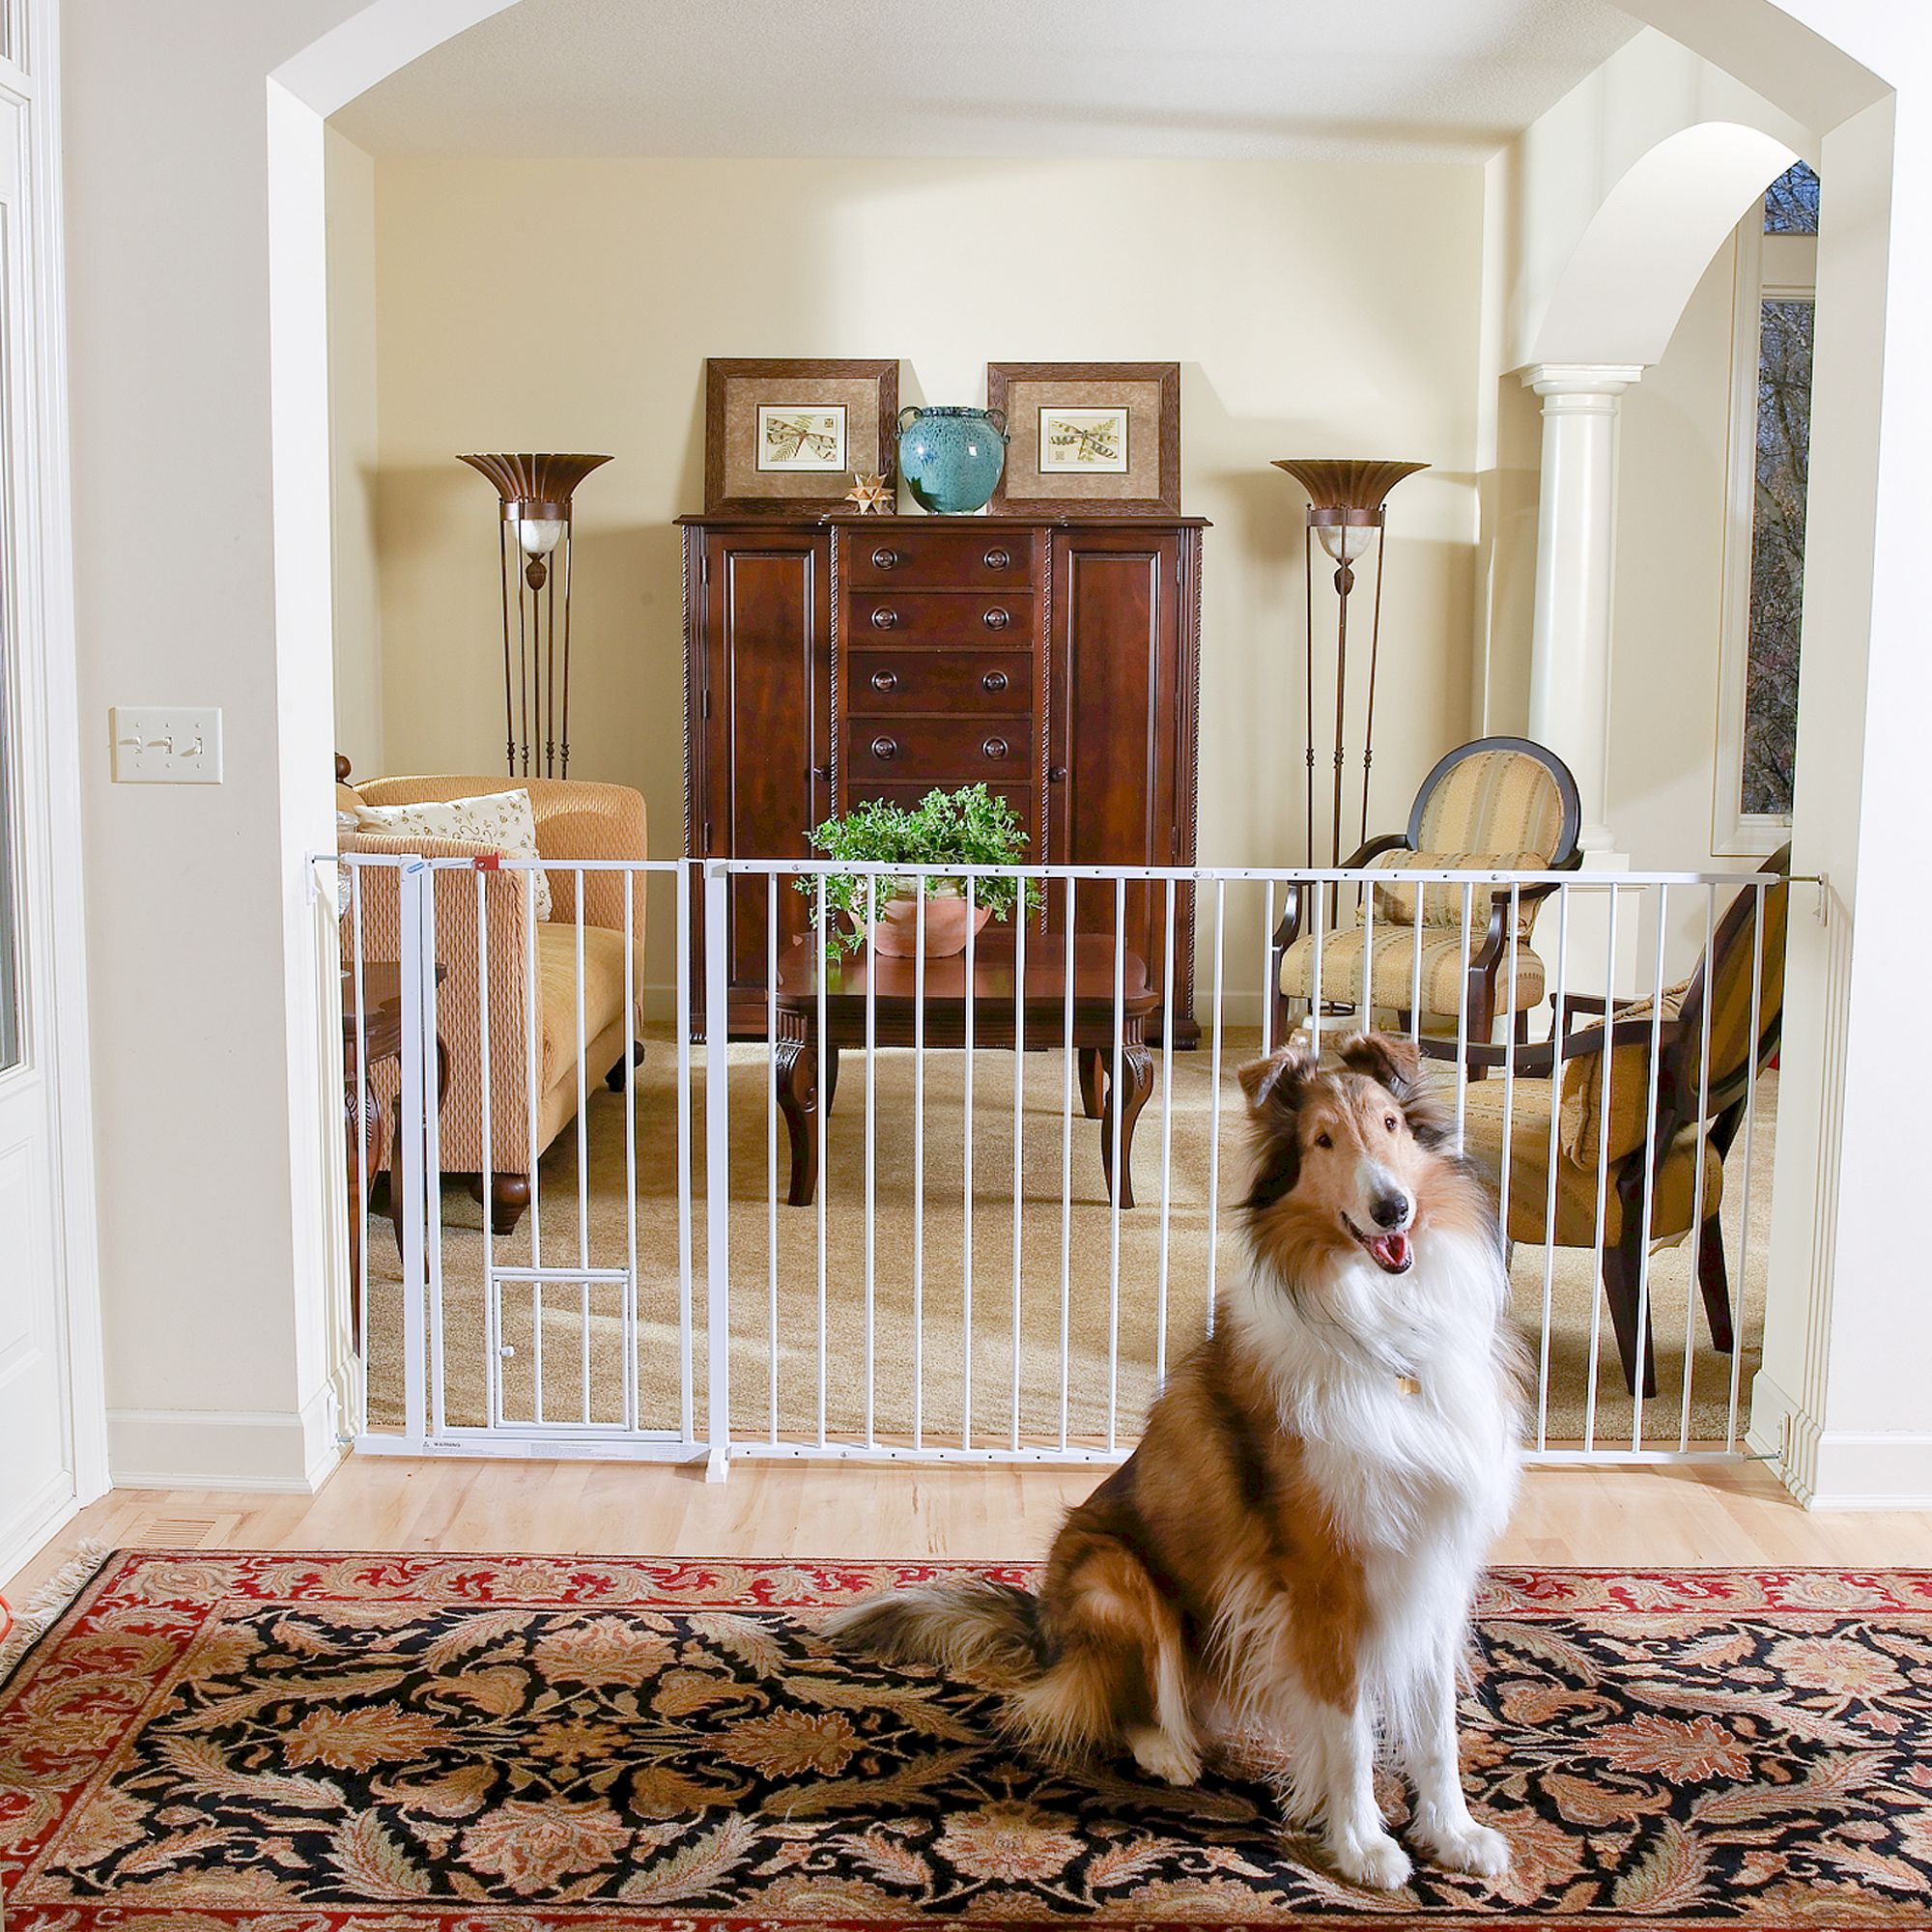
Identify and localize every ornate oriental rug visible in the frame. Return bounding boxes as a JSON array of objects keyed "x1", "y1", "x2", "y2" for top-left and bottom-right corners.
[{"x1": 2, "y1": 1552, "x2": 1930, "y2": 1928}]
